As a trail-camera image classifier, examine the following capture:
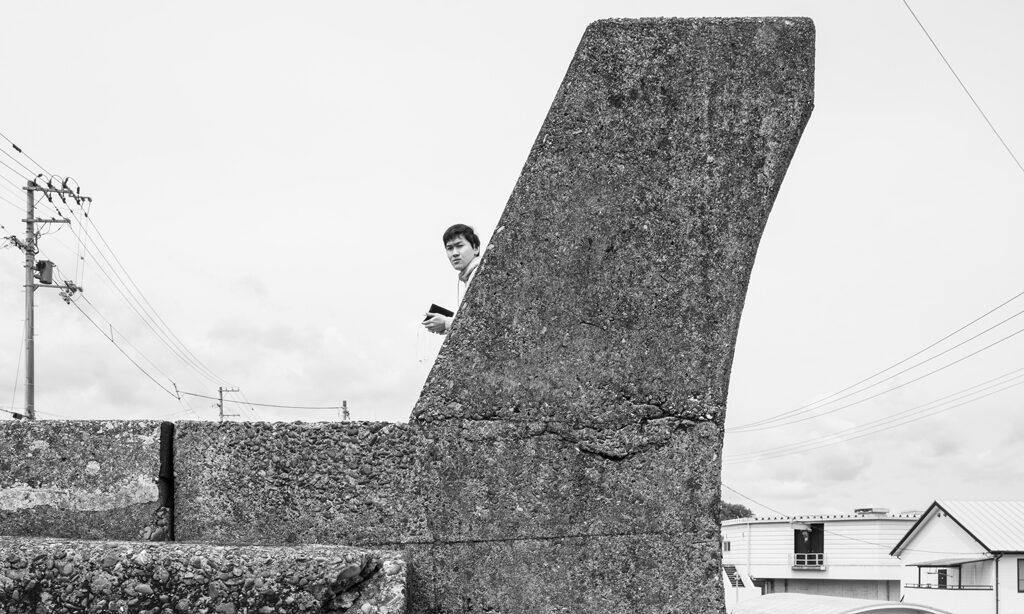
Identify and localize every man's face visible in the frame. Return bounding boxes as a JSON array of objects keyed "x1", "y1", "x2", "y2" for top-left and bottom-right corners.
[{"x1": 445, "y1": 235, "x2": 478, "y2": 272}]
